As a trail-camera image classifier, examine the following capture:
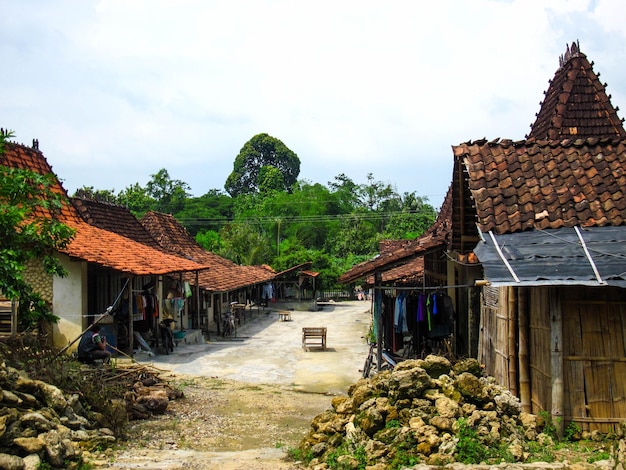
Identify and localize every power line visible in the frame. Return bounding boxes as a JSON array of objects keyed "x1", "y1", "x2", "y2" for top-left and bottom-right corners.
[{"x1": 178, "y1": 210, "x2": 432, "y2": 227}]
